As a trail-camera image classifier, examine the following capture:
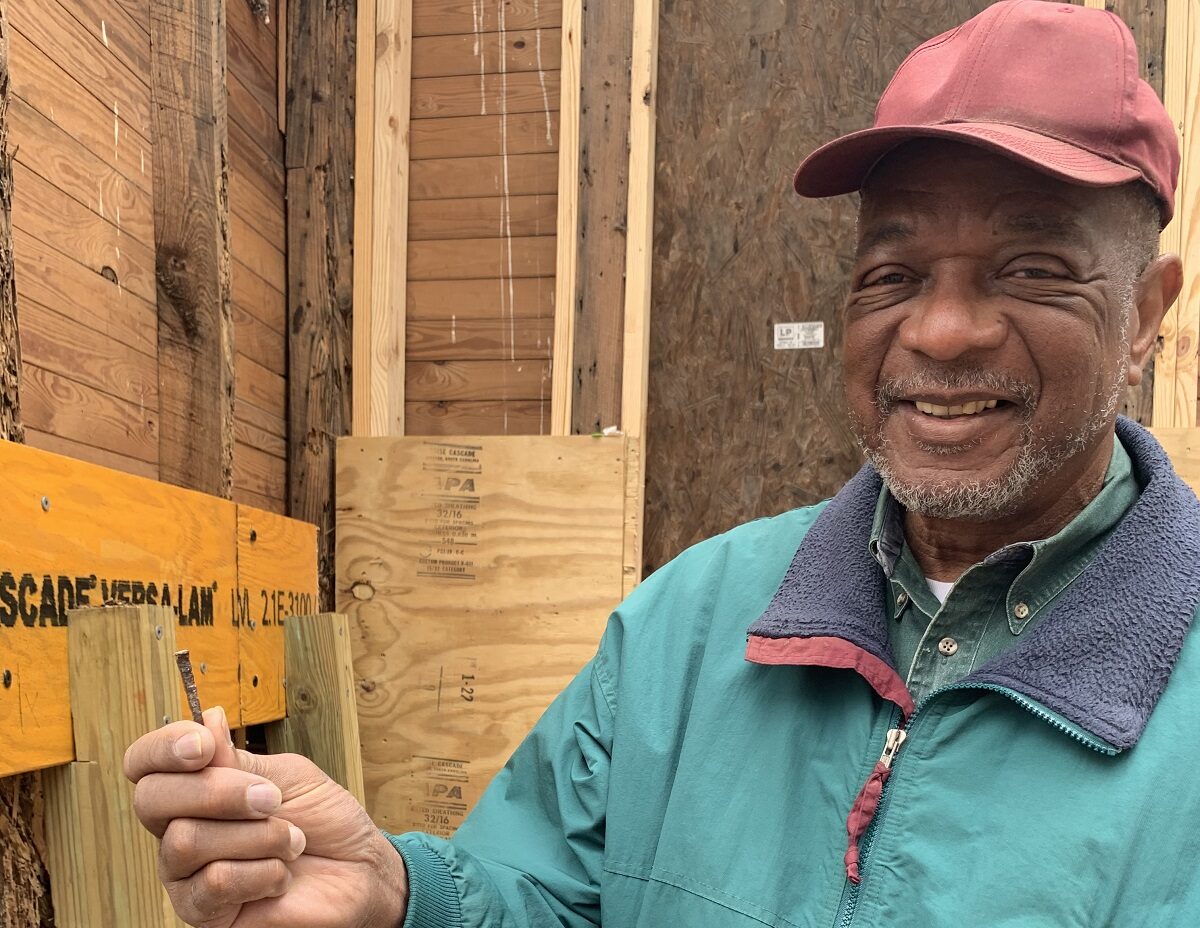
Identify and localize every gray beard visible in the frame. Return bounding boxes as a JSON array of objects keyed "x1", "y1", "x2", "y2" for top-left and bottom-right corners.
[{"x1": 854, "y1": 365, "x2": 1126, "y2": 521}]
